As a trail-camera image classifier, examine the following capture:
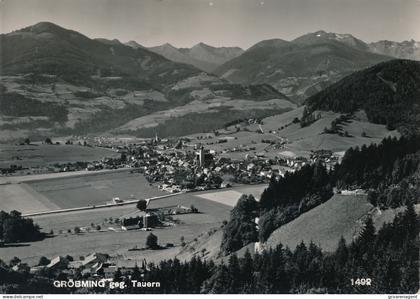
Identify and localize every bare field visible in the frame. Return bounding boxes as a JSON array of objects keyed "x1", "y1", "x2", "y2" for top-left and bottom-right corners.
[
  {"x1": 196, "y1": 184, "x2": 267, "y2": 207},
  {"x1": 233, "y1": 184, "x2": 268, "y2": 200},
  {"x1": 0, "y1": 183, "x2": 60, "y2": 213},
  {"x1": 0, "y1": 144, "x2": 118, "y2": 168},
  {"x1": 196, "y1": 190, "x2": 245, "y2": 207}
]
